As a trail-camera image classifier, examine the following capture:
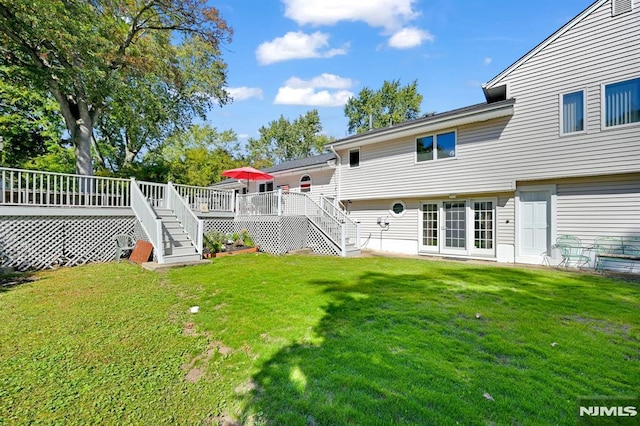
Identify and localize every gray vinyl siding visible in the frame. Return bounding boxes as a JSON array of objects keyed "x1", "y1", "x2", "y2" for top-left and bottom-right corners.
[
  {"x1": 337, "y1": 1, "x2": 640, "y2": 202},
  {"x1": 556, "y1": 174, "x2": 640, "y2": 246},
  {"x1": 348, "y1": 199, "x2": 420, "y2": 242},
  {"x1": 272, "y1": 168, "x2": 337, "y2": 203},
  {"x1": 497, "y1": 194, "x2": 515, "y2": 245}
]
